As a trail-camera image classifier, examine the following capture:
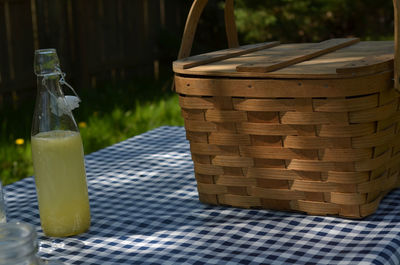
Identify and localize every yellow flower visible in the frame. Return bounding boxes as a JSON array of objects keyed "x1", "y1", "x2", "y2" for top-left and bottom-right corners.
[
  {"x1": 78, "y1": 122, "x2": 87, "y2": 128},
  {"x1": 15, "y1": 138, "x2": 24, "y2": 145}
]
